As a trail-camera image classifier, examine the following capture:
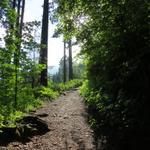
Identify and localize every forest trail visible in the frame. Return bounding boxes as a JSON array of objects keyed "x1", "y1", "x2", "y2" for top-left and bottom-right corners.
[{"x1": 2, "y1": 90, "x2": 96, "y2": 150}]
